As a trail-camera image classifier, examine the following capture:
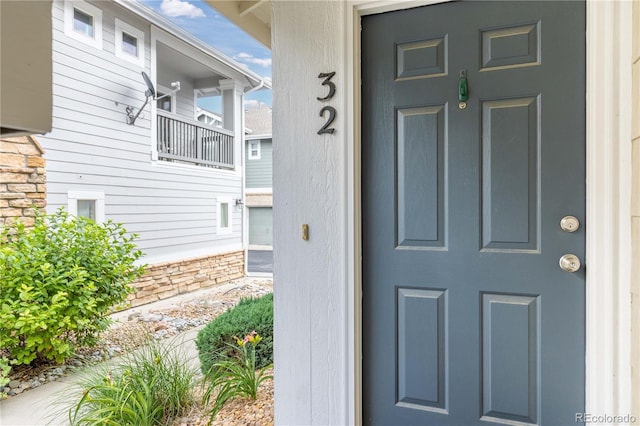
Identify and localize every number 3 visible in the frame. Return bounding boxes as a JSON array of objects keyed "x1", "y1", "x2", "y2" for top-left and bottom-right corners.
[{"x1": 317, "y1": 72, "x2": 336, "y2": 101}]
